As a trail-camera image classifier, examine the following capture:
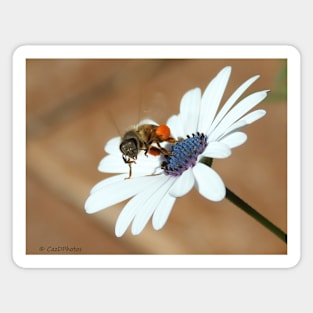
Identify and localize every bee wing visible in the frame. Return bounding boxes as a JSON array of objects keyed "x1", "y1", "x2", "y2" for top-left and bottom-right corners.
[{"x1": 140, "y1": 92, "x2": 167, "y2": 122}]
